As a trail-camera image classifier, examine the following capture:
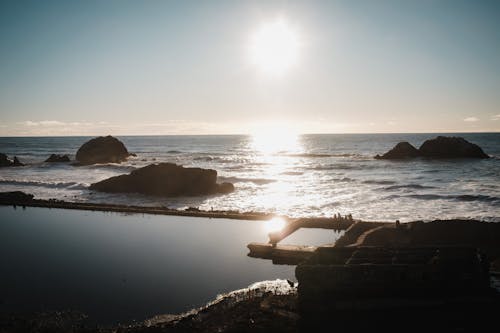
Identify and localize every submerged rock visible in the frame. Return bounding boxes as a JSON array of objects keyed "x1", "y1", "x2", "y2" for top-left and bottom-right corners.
[
  {"x1": 89, "y1": 163, "x2": 235, "y2": 197},
  {"x1": 374, "y1": 142, "x2": 420, "y2": 159},
  {"x1": 75, "y1": 135, "x2": 131, "y2": 165},
  {"x1": 418, "y1": 136, "x2": 489, "y2": 158},
  {"x1": 45, "y1": 154, "x2": 71, "y2": 163},
  {"x1": 0, "y1": 153, "x2": 24, "y2": 167}
]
